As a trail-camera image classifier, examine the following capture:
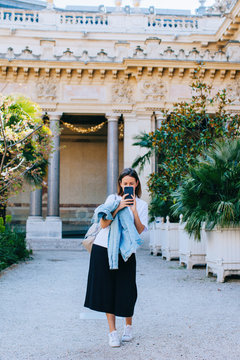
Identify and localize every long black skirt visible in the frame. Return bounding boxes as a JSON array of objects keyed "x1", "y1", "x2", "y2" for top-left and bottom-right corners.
[{"x1": 84, "y1": 244, "x2": 137, "y2": 317}]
